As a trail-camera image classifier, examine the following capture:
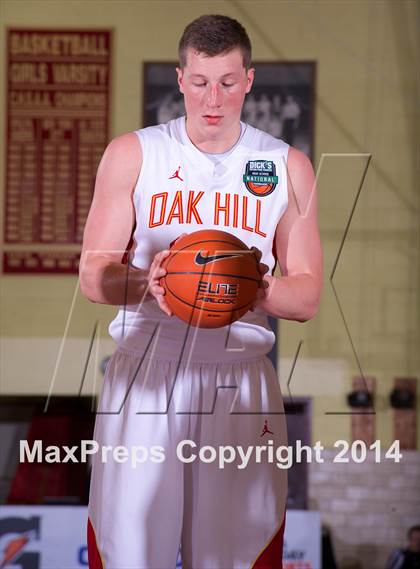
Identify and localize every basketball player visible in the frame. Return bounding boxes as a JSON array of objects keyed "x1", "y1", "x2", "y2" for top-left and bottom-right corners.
[{"x1": 80, "y1": 14, "x2": 322, "y2": 569}]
